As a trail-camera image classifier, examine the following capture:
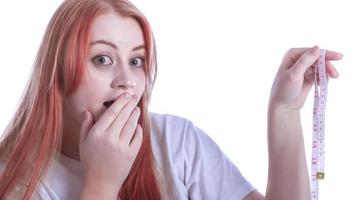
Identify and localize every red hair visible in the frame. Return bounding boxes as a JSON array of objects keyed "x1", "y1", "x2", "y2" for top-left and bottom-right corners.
[{"x1": 0, "y1": 0, "x2": 162, "y2": 199}]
